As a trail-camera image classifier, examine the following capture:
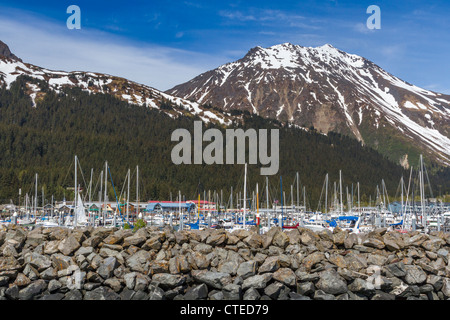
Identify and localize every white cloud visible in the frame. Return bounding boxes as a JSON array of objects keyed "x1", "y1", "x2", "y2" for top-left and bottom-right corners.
[
  {"x1": 0, "y1": 10, "x2": 220, "y2": 91},
  {"x1": 354, "y1": 22, "x2": 376, "y2": 34}
]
